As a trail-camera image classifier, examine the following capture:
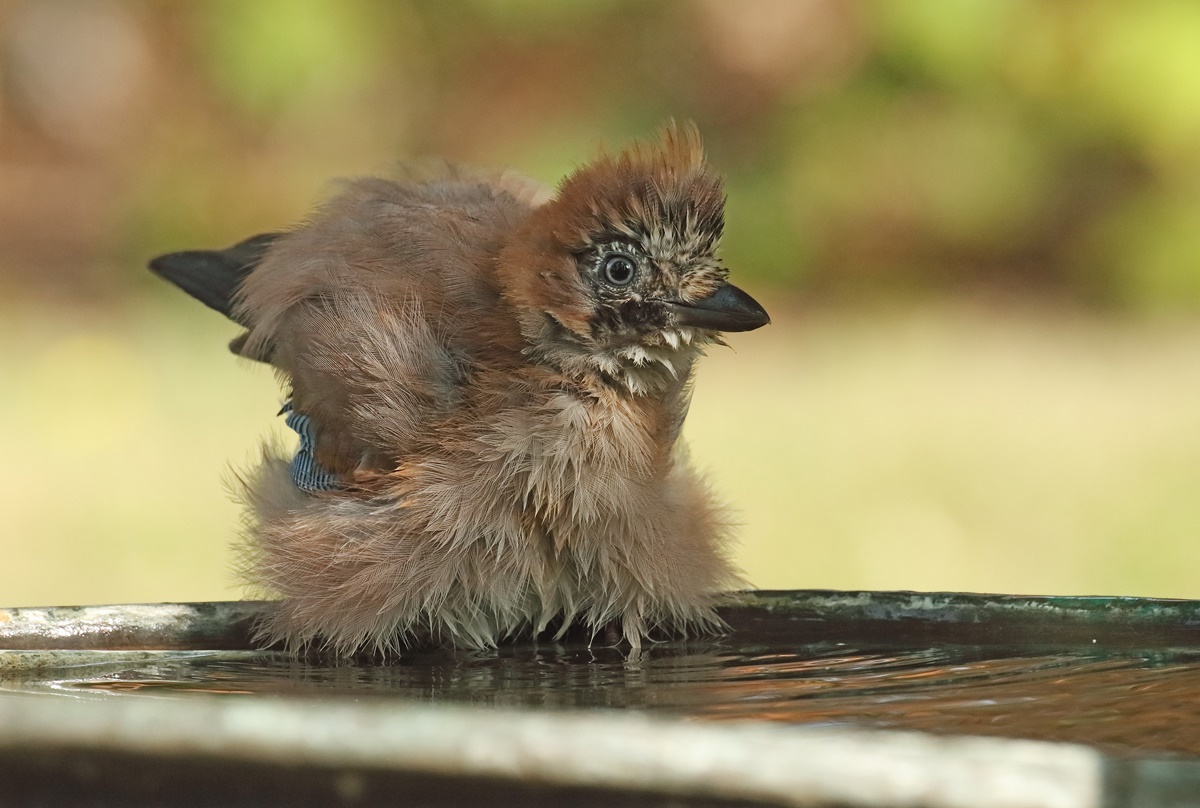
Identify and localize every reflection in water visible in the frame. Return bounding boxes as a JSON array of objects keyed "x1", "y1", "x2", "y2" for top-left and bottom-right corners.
[{"x1": 11, "y1": 638, "x2": 1200, "y2": 759}]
